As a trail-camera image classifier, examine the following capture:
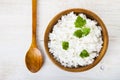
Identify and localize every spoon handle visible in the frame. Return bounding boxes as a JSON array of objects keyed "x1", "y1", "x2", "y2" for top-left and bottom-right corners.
[{"x1": 32, "y1": 0, "x2": 37, "y2": 47}]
